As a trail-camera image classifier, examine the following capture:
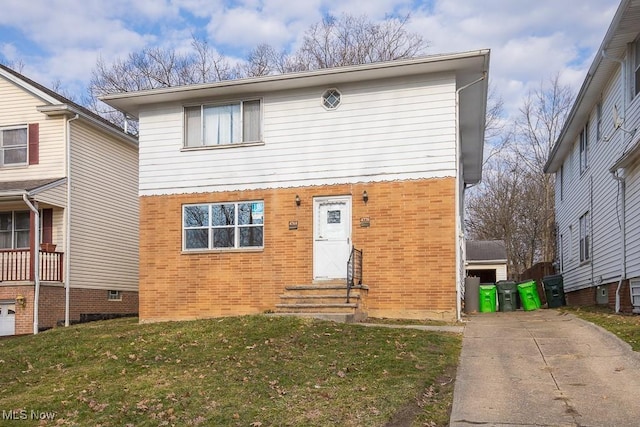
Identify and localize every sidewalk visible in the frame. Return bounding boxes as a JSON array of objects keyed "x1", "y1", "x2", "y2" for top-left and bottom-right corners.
[{"x1": 450, "y1": 310, "x2": 640, "y2": 427}]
